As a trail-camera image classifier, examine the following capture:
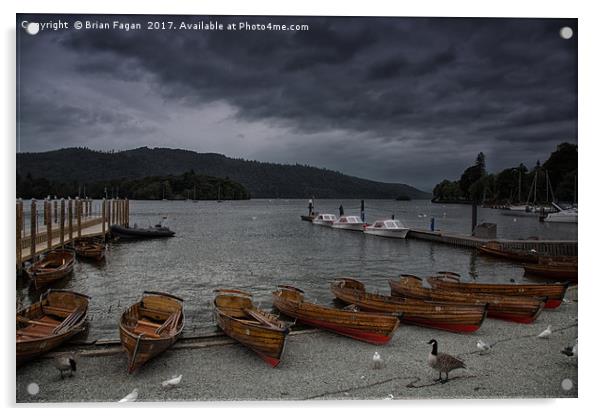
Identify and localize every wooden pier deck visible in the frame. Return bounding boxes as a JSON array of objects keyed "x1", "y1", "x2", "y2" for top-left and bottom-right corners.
[
  {"x1": 407, "y1": 228, "x2": 577, "y2": 257},
  {"x1": 16, "y1": 198, "x2": 129, "y2": 269}
]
